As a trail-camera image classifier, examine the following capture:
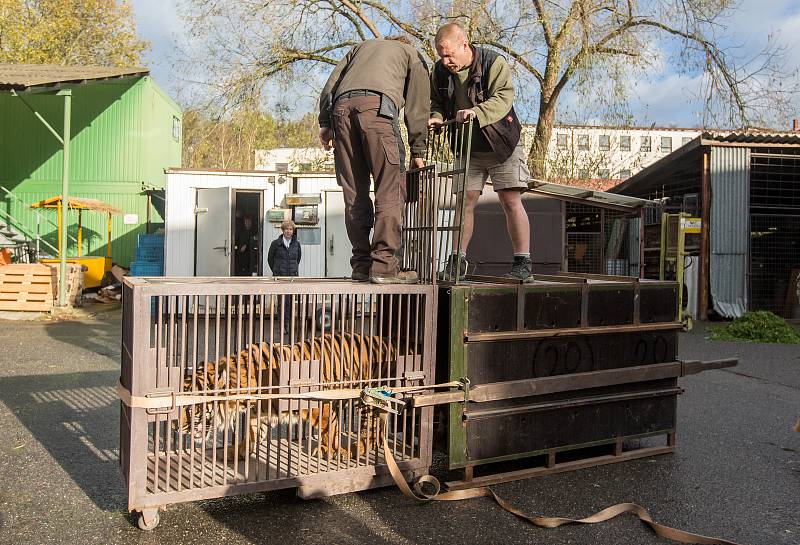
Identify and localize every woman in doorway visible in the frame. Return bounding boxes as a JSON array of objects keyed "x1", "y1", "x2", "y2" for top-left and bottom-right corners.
[{"x1": 267, "y1": 220, "x2": 302, "y2": 334}]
